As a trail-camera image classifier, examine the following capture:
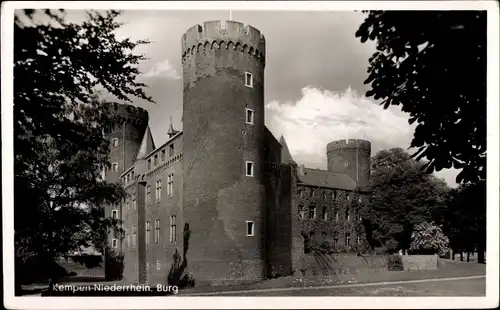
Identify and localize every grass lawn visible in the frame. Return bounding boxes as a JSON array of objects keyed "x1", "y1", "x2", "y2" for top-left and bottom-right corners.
[
  {"x1": 179, "y1": 259, "x2": 486, "y2": 295},
  {"x1": 19, "y1": 258, "x2": 486, "y2": 296}
]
